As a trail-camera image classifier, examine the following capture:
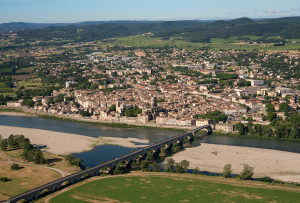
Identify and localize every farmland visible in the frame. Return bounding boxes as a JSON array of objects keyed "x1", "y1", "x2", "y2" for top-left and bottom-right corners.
[
  {"x1": 107, "y1": 35, "x2": 300, "y2": 51},
  {"x1": 49, "y1": 174, "x2": 300, "y2": 203}
]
